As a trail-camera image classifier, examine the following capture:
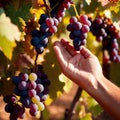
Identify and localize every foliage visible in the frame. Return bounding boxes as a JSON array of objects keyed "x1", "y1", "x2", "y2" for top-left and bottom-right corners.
[{"x1": 0, "y1": 0, "x2": 120, "y2": 119}]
